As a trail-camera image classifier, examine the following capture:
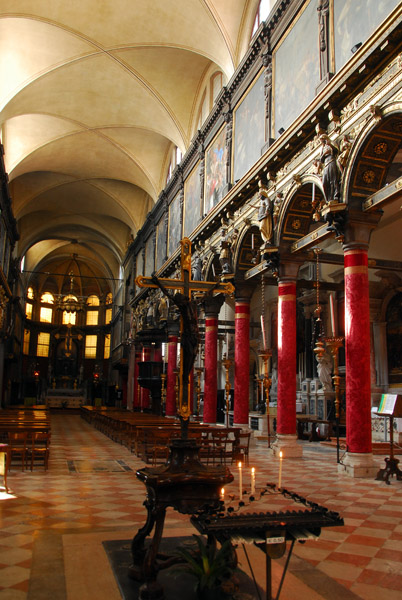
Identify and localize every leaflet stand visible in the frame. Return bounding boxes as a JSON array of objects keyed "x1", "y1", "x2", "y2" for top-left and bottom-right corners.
[{"x1": 375, "y1": 394, "x2": 402, "y2": 485}]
